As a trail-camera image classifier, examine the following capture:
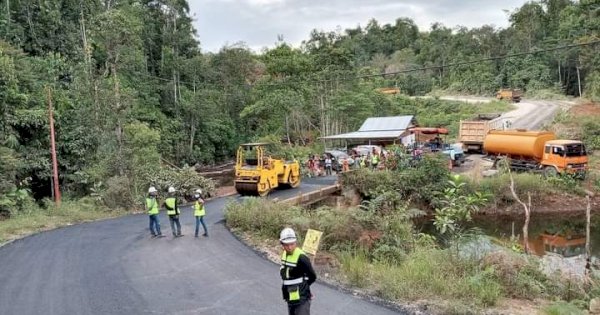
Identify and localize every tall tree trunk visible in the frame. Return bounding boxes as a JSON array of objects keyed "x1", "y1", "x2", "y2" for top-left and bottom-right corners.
[
  {"x1": 111, "y1": 61, "x2": 124, "y2": 176},
  {"x1": 189, "y1": 118, "x2": 195, "y2": 158},
  {"x1": 557, "y1": 60, "x2": 561, "y2": 85},
  {"x1": 576, "y1": 65, "x2": 582, "y2": 97},
  {"x1": 5, "y1": 0, "x2": 10, "y2": 33},
  {"x1": 285, "y1": 115, "x2": 291, "y2": 145}
]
